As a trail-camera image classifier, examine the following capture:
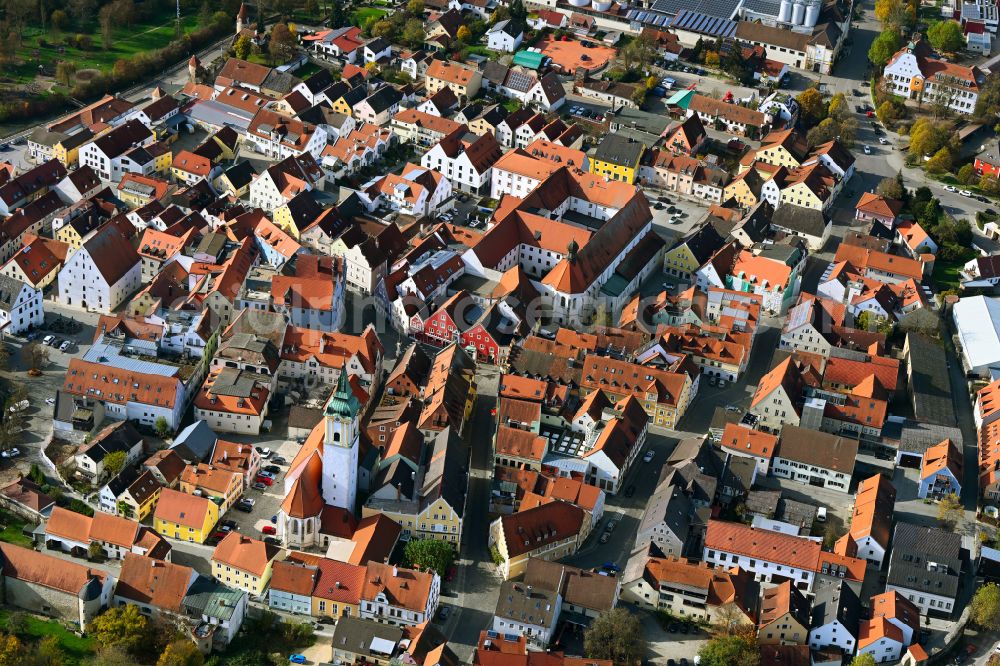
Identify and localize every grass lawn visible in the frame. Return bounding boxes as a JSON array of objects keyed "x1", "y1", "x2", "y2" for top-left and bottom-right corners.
[
  {"x1": 0, "y1": 610, "x2": 95, "y2": 664},
  {"x1": 933, "y1": 257, "x2": 970, "y2": 292},
  {"x1": 8, "y1": 12, "x2": 202, "y2": 84},
  {"x1": 0, "y1": 510, "x2": 33, "y2": 547},
  {"x1": 466, "y1": 45, "x2": 501, "y2": 59},
  {"x1": 350, "y1": 7, "x2": 387, "y2": 27}
]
